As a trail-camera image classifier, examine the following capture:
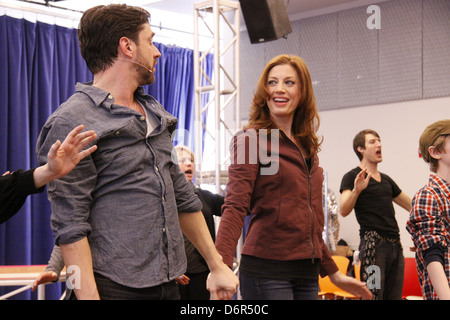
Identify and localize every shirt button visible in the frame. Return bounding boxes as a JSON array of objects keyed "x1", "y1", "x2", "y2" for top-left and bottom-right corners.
[
  {"x1": 140, "y1": 116, "x2": 145, "y2": 121},
  {"x1": 162, "y1": 227, "x2": 166, "y2": 233},
  {"x1": 115, "y1": 131, "x2": 120, "y2": 136},
  {"x1": 108, "y1": 95, "x2": 113, "y2": 100},
  {"x1": 155, "y1": 166, "x2": 159, "y2": 171}
]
